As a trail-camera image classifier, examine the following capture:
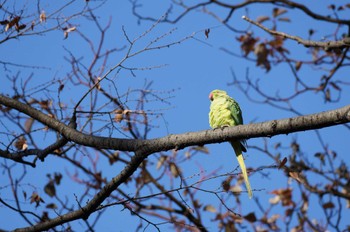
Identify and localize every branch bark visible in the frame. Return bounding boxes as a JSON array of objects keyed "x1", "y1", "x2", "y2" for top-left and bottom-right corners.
[{"x1": 1, "y1": 94, "x2": 350, "y2": 156}]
